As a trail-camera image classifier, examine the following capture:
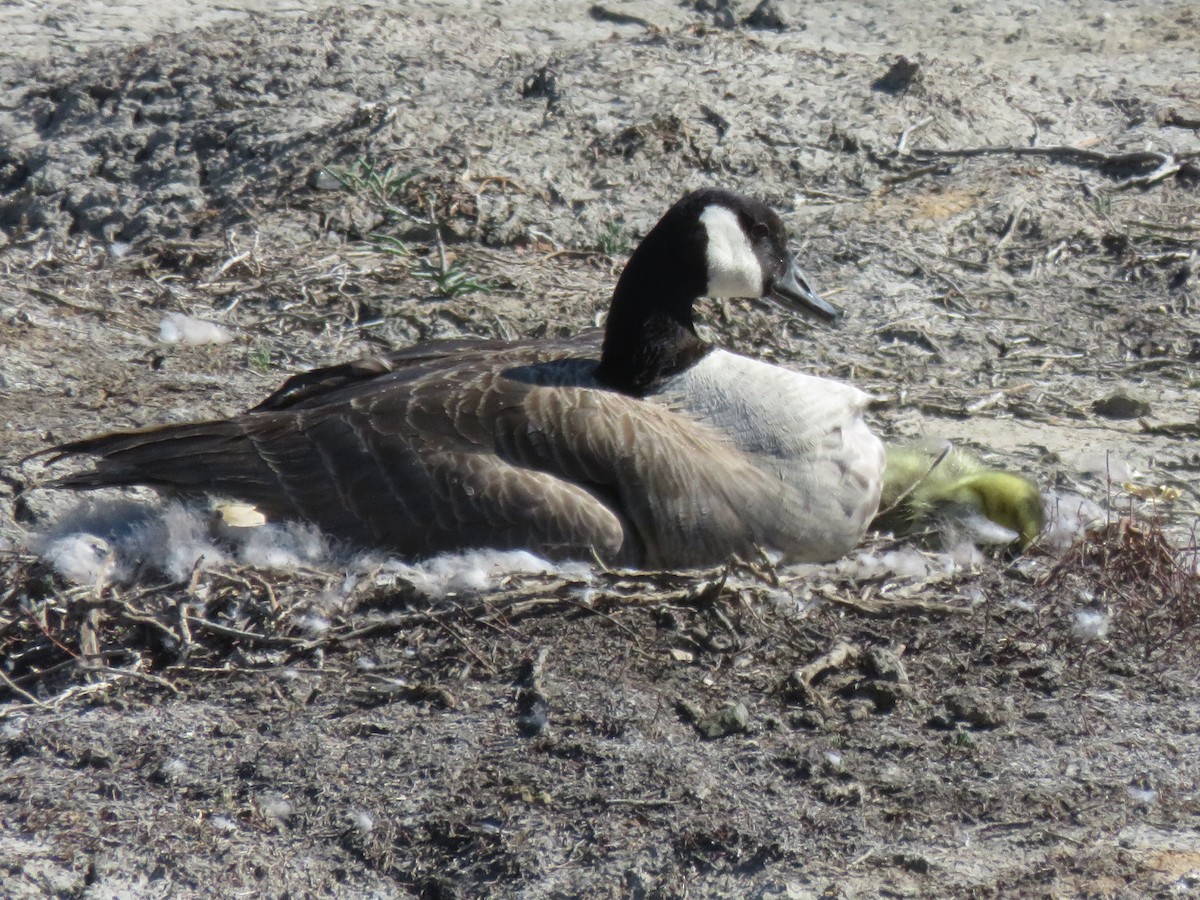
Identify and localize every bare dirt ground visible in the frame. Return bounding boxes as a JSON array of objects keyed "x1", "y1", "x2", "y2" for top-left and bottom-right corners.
[{"x1": 2, "y1": 1, "x2": 1199, "y2": 896}]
